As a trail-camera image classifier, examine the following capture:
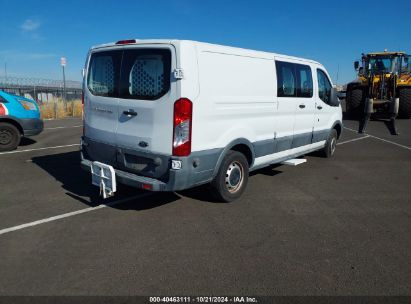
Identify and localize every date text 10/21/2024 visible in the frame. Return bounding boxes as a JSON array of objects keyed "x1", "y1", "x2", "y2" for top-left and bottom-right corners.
[{"x1": 149, "y1": 296, "x2": 258, "y2": 303}]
